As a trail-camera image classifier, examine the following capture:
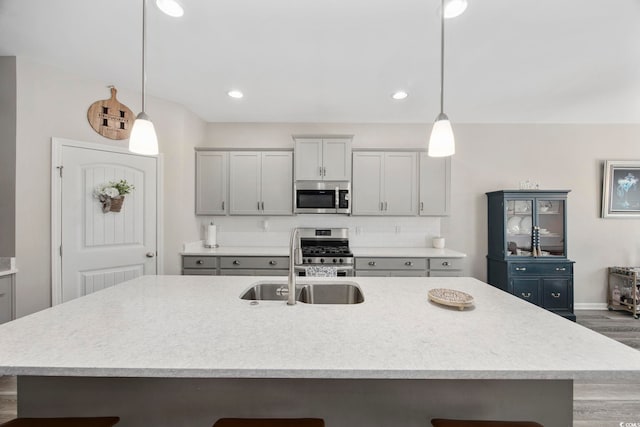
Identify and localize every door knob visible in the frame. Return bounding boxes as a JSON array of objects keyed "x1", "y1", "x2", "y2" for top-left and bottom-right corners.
[{"x1": 146, "y1": 252, "x2": 155, "y2": 258}]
